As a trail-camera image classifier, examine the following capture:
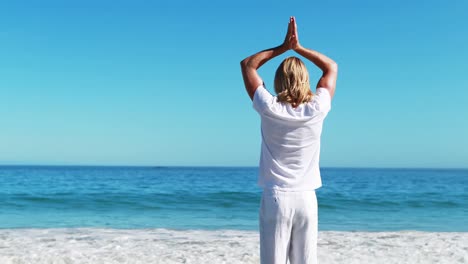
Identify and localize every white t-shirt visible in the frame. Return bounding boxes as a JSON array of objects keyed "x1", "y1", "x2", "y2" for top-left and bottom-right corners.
[{"x1": 253, "y1": 83, "x2": 331, "y2": 191}]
